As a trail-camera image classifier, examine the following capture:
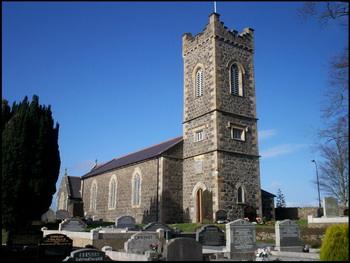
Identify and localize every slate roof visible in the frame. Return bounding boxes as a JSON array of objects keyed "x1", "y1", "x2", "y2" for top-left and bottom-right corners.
[
  {"x1": 81, "y1": 136, "x2": 183, "y2": 179},
  {"x1": 67, "y1": 176, "x2": 82, "y2": 199},
  {"x1": 261, "y1": 189, "x2": 276, "y2": 197}
]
